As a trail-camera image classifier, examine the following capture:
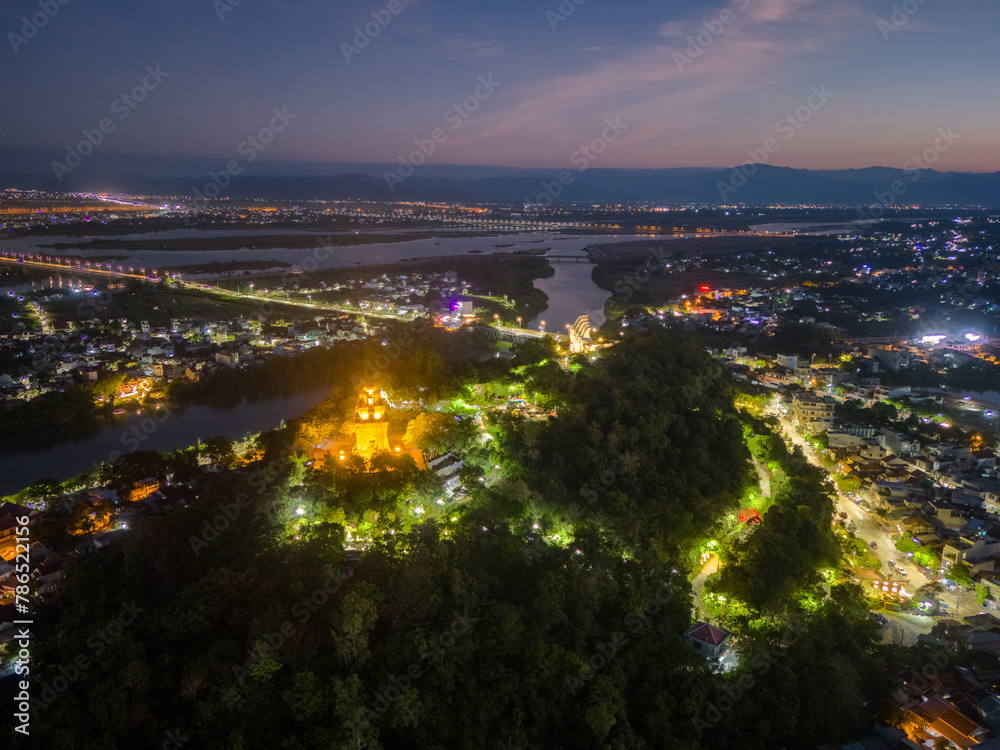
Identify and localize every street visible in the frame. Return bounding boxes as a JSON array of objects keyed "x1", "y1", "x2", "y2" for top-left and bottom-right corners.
[{"x1": 763, "y1": 400, "x2": 982, "y2": 622}]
